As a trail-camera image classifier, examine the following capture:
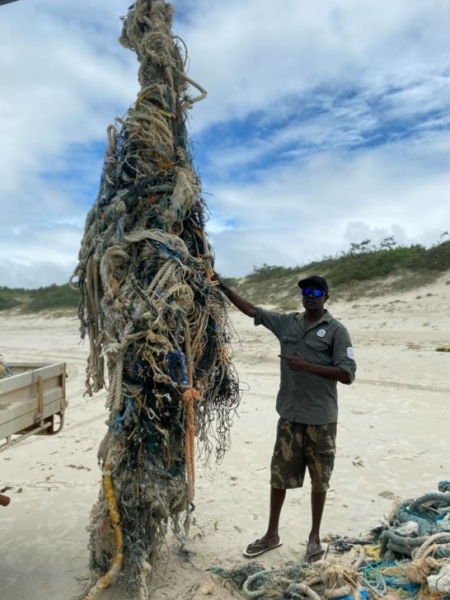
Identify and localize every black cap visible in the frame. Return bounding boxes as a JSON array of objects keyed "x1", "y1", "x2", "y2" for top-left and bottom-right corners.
[{"x1": 298, "y1": 275, "x2": 329, "y2": 293}]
